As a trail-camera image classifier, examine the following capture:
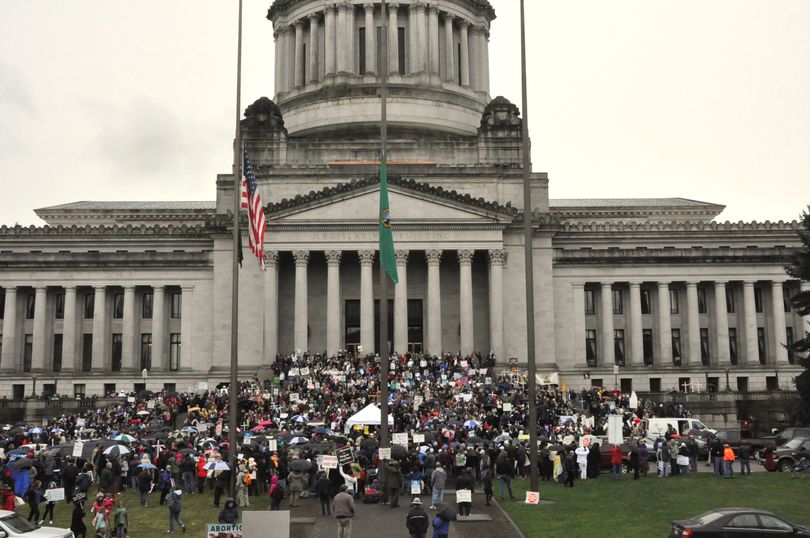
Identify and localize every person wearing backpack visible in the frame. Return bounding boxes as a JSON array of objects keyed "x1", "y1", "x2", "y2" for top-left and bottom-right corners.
[
  {"x1": 235, "y1": 464, "x2": 250, "y2": 508},
  {"x1": 158, "y1": 468, "x2": 172, "y2": 506},
  {"x1": 165, "y1": 489, "x2": 186, "y2": 533}
]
